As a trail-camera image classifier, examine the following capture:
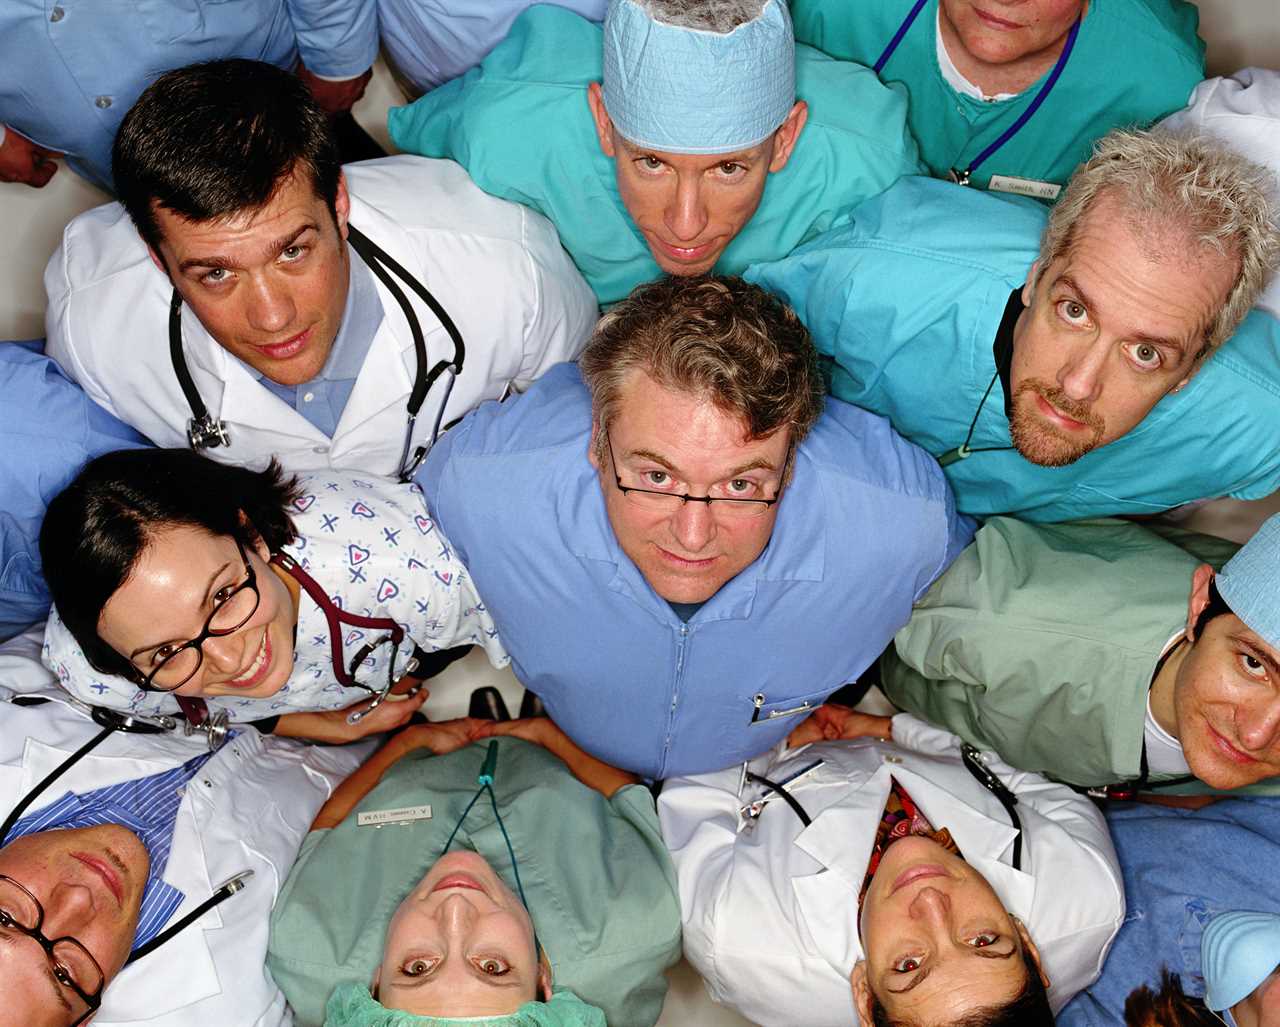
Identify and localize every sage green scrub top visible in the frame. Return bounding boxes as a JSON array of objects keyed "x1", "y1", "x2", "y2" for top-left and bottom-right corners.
[
  {"x1": 880, "y1": 517, "x2": 1280, "y2": 796},
  {"x1": 789, "y1": 0, "x2": 1203, "y2": 194},
  {"x1": 267, "y1": 739, "x2": 682, "y2": 1026},
  {"x1": 388, "y1": 4, "x2": 925, "y2": 305}
]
